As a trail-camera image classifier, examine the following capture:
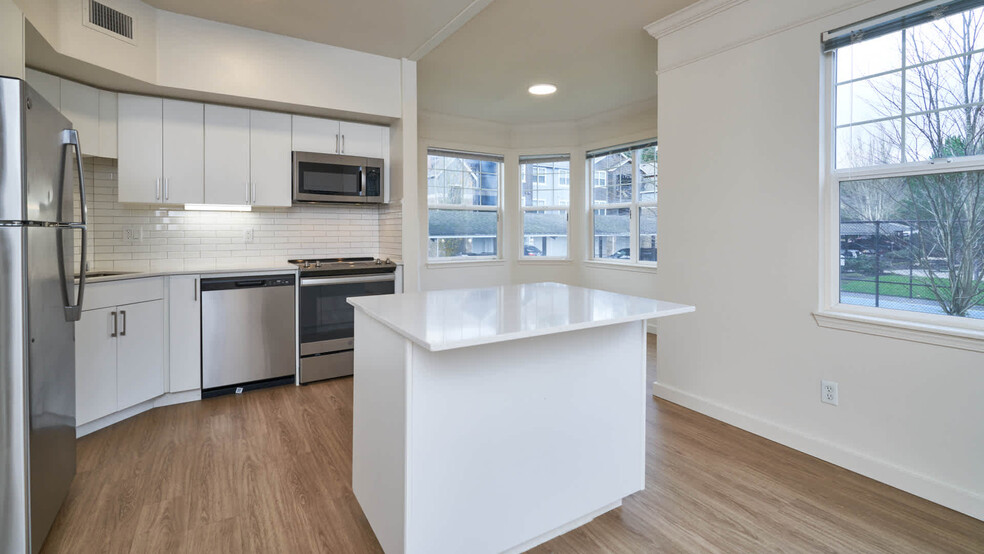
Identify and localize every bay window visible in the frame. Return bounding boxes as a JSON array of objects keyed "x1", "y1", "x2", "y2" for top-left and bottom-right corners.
[
  {"x1": 427, "y1": 149, "x2": 502, "y2": 260},
  {"x1": 588, "y1": 141, "x2": 658, "y2": 264},
  {"x1": 520, "y1": 155, "x2": 570, "y2": 258}
]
